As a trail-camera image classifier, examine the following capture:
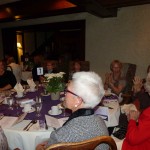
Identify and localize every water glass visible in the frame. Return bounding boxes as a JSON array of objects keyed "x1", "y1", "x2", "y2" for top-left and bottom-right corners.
[
  {"x1": 35, "y1": 102, "x2": 42, "y2": 117},
  {"x1": 7, "y1": 97, "x2": 14, "y2": 110}
]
